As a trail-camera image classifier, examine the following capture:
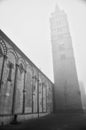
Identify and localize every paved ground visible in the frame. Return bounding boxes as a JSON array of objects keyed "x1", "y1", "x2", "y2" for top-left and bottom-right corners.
[{"x1": 0, "y1": 112, "x2": 86, "y2": 130}]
